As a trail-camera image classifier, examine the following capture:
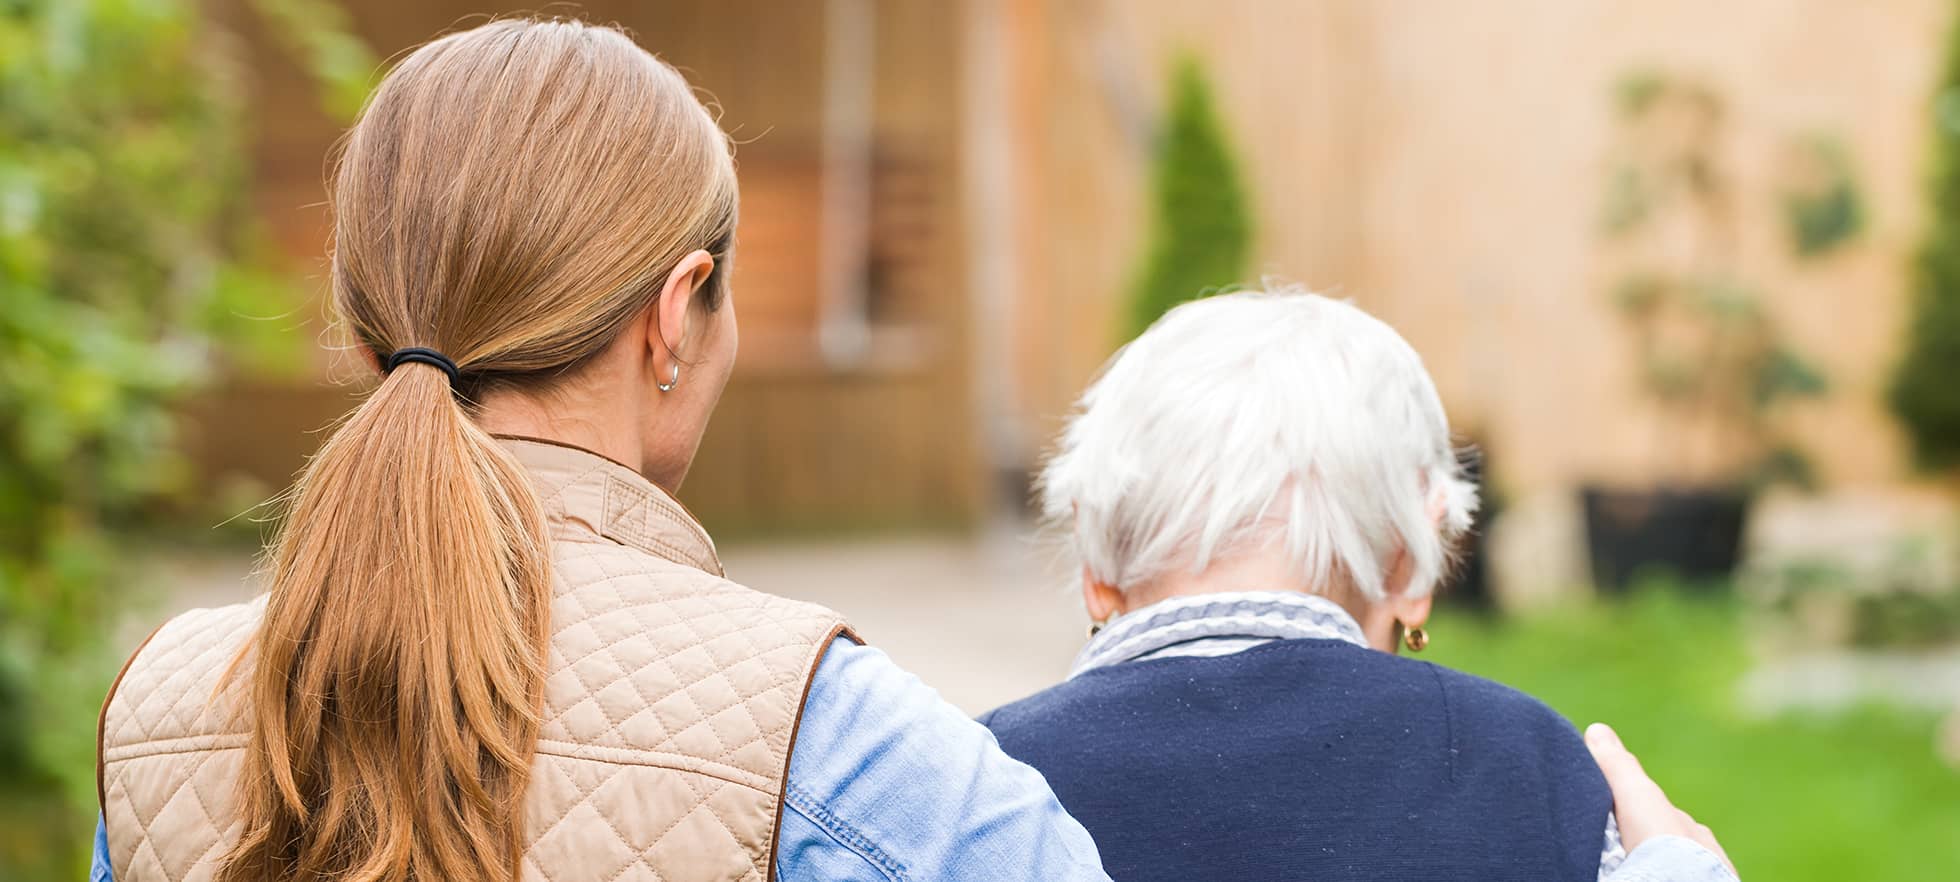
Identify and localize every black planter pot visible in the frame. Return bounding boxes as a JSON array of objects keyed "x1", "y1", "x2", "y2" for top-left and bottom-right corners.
[
  {"x1": 1444, "y1": 446, "x2": 1498, "y2": 611},
  {"x1": 1580, "y1": 485, "x2": 1748, "y2": 592}
]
